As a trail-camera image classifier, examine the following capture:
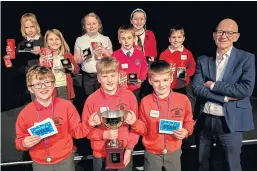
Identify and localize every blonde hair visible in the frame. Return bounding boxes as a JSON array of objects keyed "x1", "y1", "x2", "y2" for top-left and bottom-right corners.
[
  {"x1": 26, "y1": 65, "x2": 55, "y2": 87},
  {"x1": 96, "y1": 56, "x2": 119, "y2": 75},
  {"x1": 44, "y1": 29, "x2": 70, "y2": 56},
  {"x1": 149, "y1": 60, "x2": 173, "y2": 77},
  {"x1": 20, "y1": 13, "x2": 41, "y2": 38},
  {"x1": 82, "y1": 12, "x2": 103, "y2": 35},
  {"x1": 118, "y1": 25, "x2": 135, "y2": 39}
]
